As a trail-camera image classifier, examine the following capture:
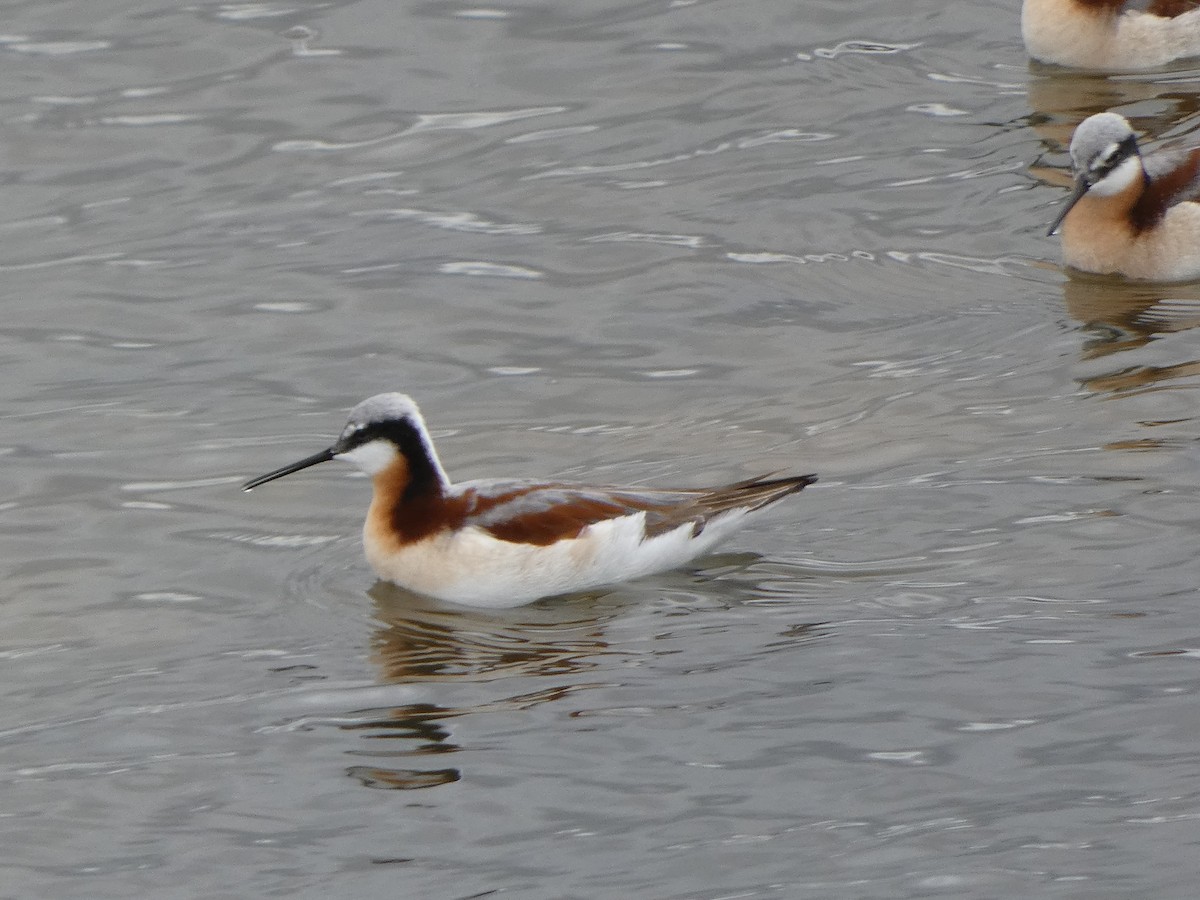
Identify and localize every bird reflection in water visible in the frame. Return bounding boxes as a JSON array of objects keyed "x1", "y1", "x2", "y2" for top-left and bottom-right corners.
[
  {"x1": 338, "y1": 582, "x2": 626, "y2": 790},
  {"x1": 1025, "y1": 63, "x2": 1200, "y2": 156},
  {"x1": 1062, "y1": 274, "x2": 1200, "y2": 395},
  {"x1": 367, "y1": 581, "x2": 626, "y2": 683}
]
